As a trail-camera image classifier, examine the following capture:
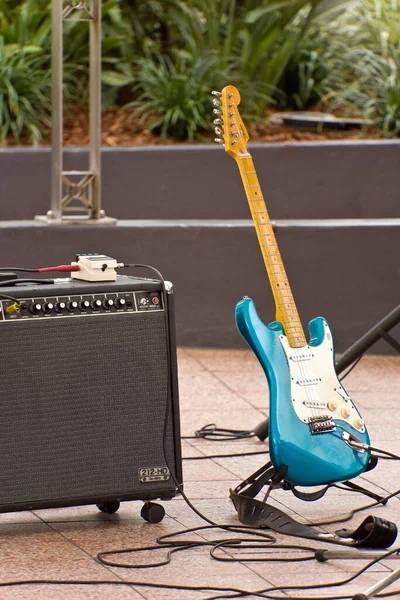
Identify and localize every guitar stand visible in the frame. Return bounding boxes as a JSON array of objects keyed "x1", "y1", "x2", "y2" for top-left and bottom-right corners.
[
  {"x1": 352, "y1": 566, "x2": 400, "y2": 599},
  {"x1": 316, "y1": 550, "x2": 400, "y2": 600},
  {"x1": 230, "y1": 460, "x2": 396, "y2": 549},
  {"x1": 336, "y1": 303, "x2": 400, "y2": 374}
]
